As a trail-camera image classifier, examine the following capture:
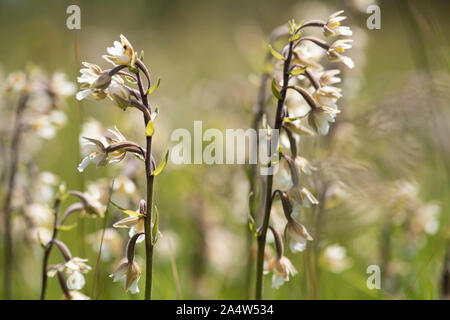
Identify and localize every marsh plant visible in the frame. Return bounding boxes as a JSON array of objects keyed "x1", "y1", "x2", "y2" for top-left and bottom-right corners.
[
  {"x1": 247, "y1": 11, "x2": 354, "y2": 299},
  {"x1": 1, "y1": 68, "x2": 74, "y2": 299},
  {"x1": 40, "y1": 189, "x2": 104, "y2": 300},
  {"x1": 75, "y1": 35, "x2": 168, "y2": 299}
]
